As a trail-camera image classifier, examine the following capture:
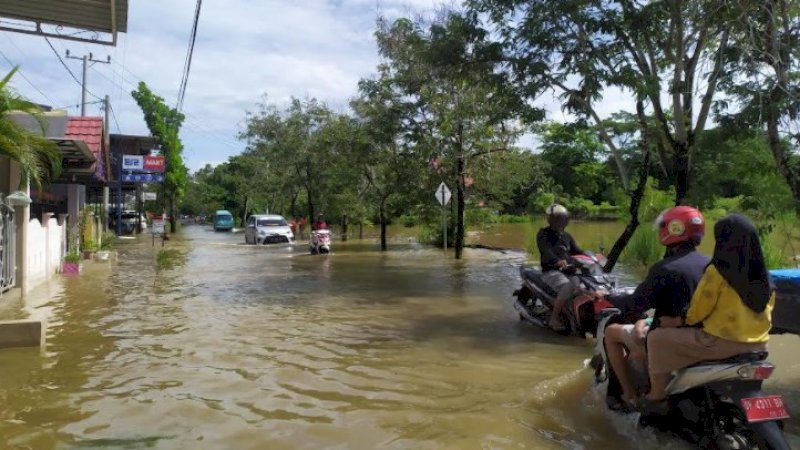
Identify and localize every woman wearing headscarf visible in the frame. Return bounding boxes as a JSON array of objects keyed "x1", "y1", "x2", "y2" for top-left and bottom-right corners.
[{"x1": 644, "y1": 214, "x2": 775, "y2": 409}]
